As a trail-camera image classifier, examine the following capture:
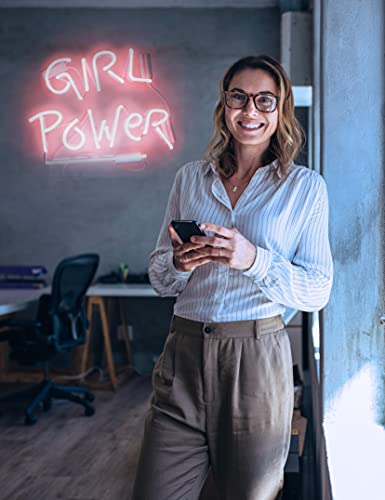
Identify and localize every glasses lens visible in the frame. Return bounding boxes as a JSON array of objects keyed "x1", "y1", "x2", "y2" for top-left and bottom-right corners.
[
  {"x1": 255, "y1": 95, "x2": 277, "y2": 112},
  {"x1": 225, "y1": 91, "x2": 248, "y2": 109}
]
